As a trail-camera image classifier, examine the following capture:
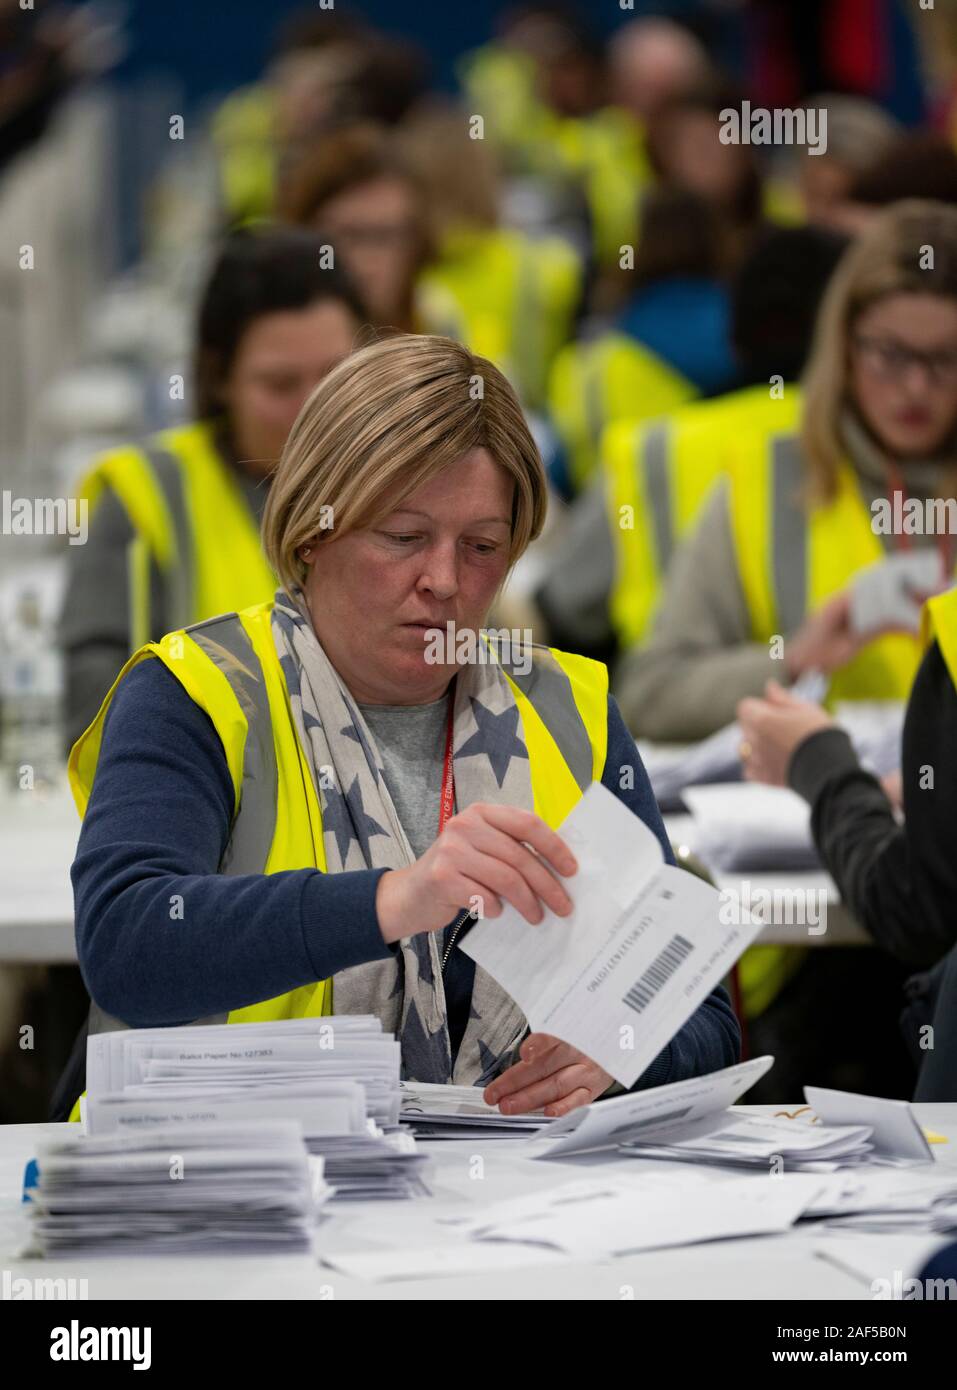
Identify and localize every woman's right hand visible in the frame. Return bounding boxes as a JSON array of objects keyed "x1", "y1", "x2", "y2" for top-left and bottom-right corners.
[
  {"x1": 375, "y1": 803, "x2": 579, "y2": 944},
  {"x1": 784, "y1": 590, "x2": 867, "y2": 680}
]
